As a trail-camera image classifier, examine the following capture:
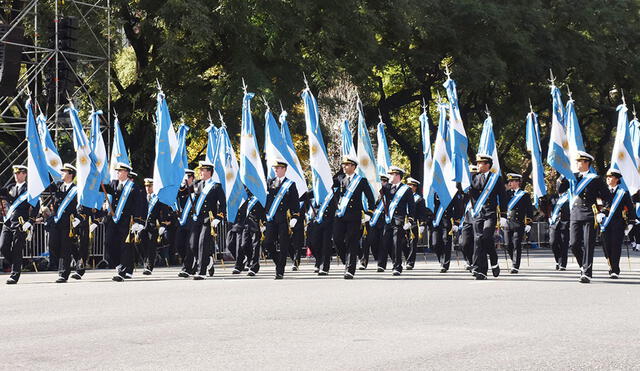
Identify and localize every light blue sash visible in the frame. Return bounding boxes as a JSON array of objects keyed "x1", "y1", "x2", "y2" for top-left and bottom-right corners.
[
  {"x1": 4, "y1": 192, "x2": 28, "y2": 222},
  {"x1": 179, "y1": 197, "x2": 193, "y2": 226},
  {"x1": 315, "y1": 191, "x2": 334, "y2": 224},
  {"x1": 459, "y1": 201, "x2": 472, "y2": 225},
  {"x1": 507, "y1": 189, "x2": 525, "y2": 211},
  {"x1": 112, "y1": 180, "x2": 134, "y2": 223},
  {"x1": 370, "y1": 200, "x2": 385, "y2": 225},
  {"x1": 192, "y1": 179, "x2": 216, "y2": 221},
  {"x1": 266, "y1": 179, "x2": 293, "y2": 222},
  {"x1": 433, "y1": 205, "x2": 446, "y2": 227},
  {"x1": 472, "y1": 172, "x2": 499, "y2": 217},
  {"x1": 246, "y1": 195, "x2": 258, "y2": 217},
  {"x1": 601, "y1": 188, "x2": 626, "y2": 232},
  {"x1": 385, "y1": 184, "x2": 409, "y2": 224},
  {"x1": 569, "y1": 173, "x2": 597, "y2": 208},
  {"x1": 54, "y1": 185, "x2": 77, "y2": 223},
  {"x1": 336, "y1": 174, "x2": 362, "y2": 218},
  {"x1": 549, "y1": 193, "x2": 569, "y2": 225},
  {"x1": 147, "y1": 194, "x2": 158, "y2": 219}
]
